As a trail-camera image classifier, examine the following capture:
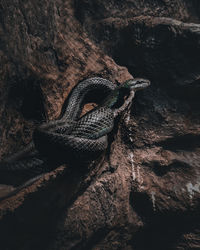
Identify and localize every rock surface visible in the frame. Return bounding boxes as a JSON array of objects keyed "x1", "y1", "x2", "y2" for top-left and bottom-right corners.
[{"x1": 0, "y1": 0, "x2": 200, "y2": 250}]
